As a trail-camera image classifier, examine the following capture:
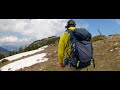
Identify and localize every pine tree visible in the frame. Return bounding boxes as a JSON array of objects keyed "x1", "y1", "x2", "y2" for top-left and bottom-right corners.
[
  {"x1": 16, "y1": 51, "x2": 18, "y2": 54},
  {"x1": 24, "y1": 45, "x2": 27, "y2": 52},
  {"x1": 31, "y1": 45, "x2": 35, "y2": 50},
  {"x1": 18, "y1": 46, "x2": 24, "y2": 53},
  {"x1": 0, "y1": 54, "x2": 5, "y2": 59},
  {"x1": 9, "y1": 51, "x2": 12, "y2": 56},
  {"x1": 12, "y1": 50, "x2": 15, "y2": 55}
]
